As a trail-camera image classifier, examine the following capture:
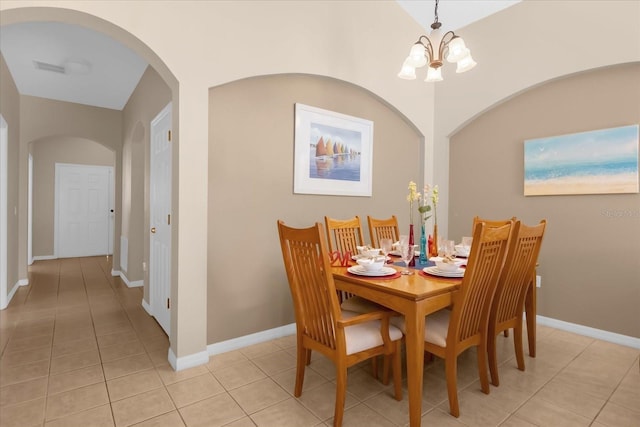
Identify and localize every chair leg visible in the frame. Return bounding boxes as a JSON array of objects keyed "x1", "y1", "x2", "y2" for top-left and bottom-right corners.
[
  {"x1": 488, "y1": 331, "x2": 500, "y2": 387},
  {"x1": 305, "y1": 349, "x2": 312, "y2": 366},
  {"x1": 334, "y1": 361, "x2": 348, "y2": 427},
  {"x1": 445, "y1": 355, "x2": 460, "y2": 417},
  {"x1": 477, "y1": 342, "x2": 491, "y2": 395},
  {"x1": 392, "y1": 341, "x2": 403, "y2": 401},
  {"x1": 514, "y1": 324, "x2": 525, "y2": 371},
  {"x1": 372, "y1": 356, "x2": 379, "y2": 380},
  {"x1": 504, "y1": 330, "x2": 509, "y2": 337},
  {"x1": 294, "y1": 343, "x2": 307, "y2": 397}
]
